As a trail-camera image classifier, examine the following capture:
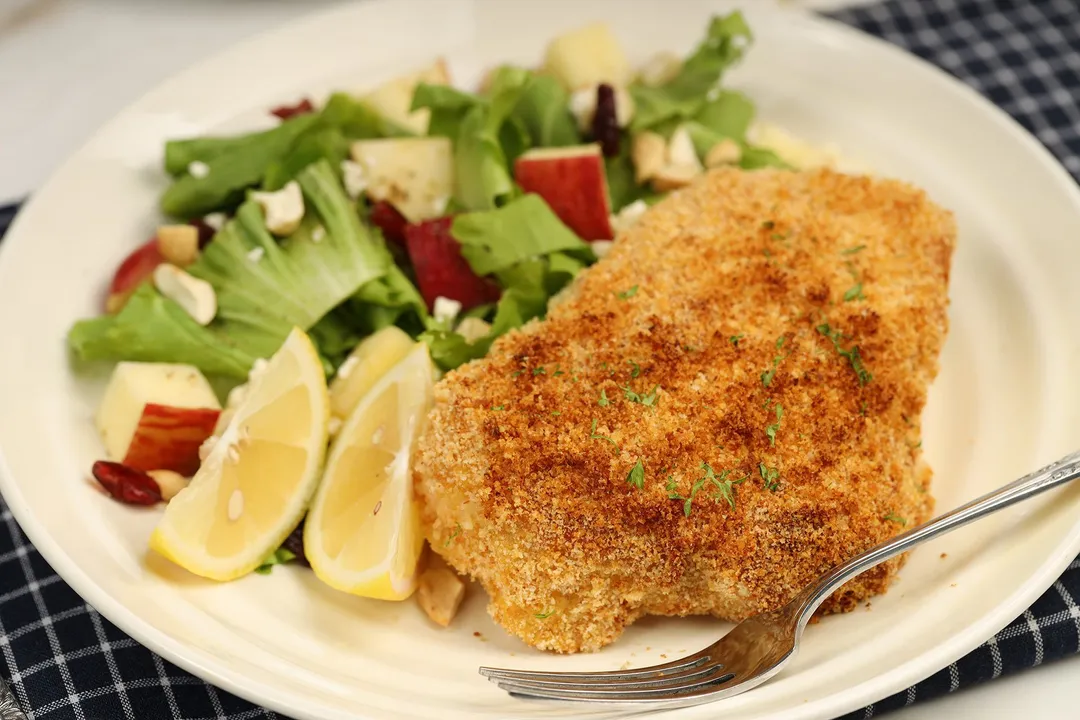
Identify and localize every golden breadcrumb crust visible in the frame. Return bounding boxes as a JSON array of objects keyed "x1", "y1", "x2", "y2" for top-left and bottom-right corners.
[{"x1": 414, "y1": 168, "x2": 955, "y2": 653}]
